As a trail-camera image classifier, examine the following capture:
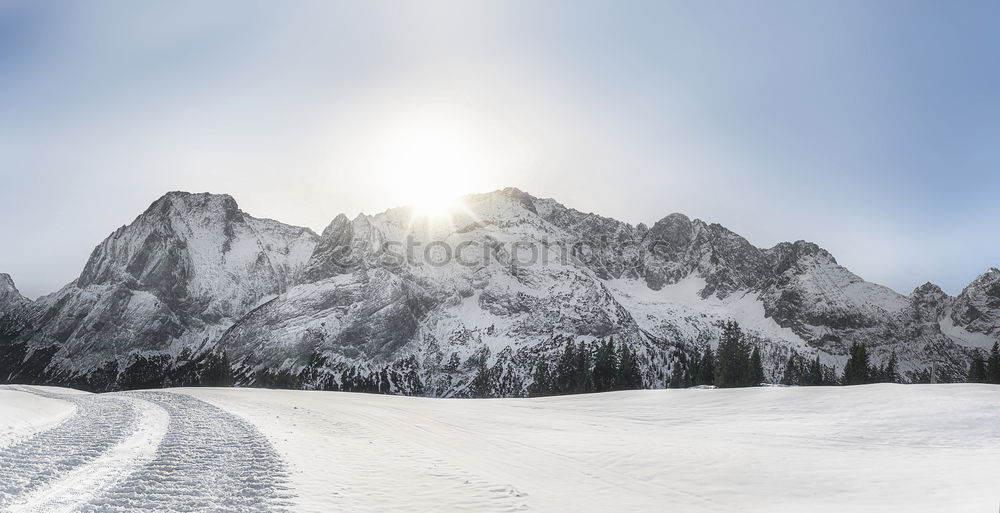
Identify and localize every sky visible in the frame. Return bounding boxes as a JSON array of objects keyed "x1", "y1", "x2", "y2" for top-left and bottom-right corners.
[{"x1": 1, "y1": 0, "x2": 998, "y2": 299}]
